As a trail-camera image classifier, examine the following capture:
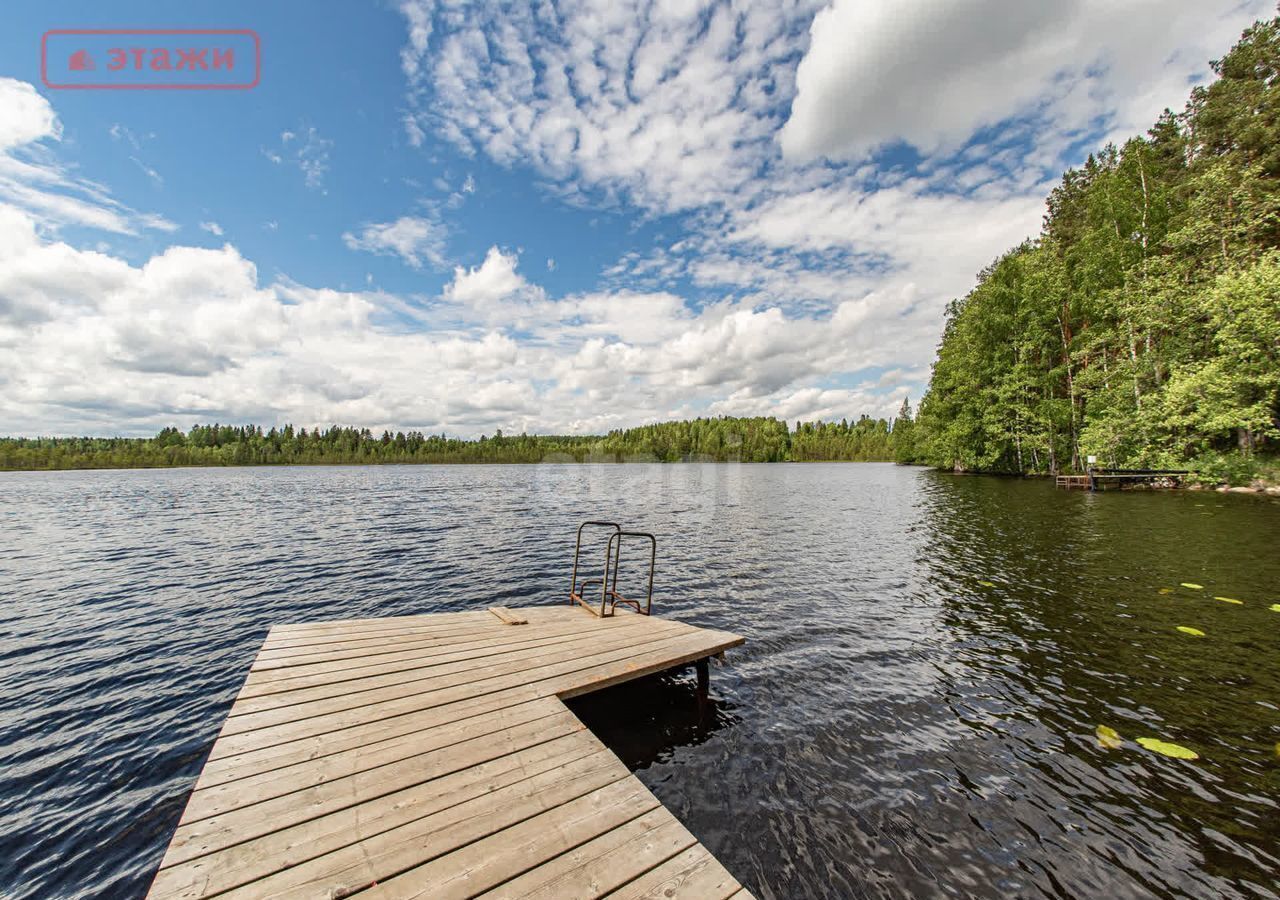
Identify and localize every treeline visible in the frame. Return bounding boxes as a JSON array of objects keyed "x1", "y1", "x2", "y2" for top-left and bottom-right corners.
[
  {"x1": 906, "y1": 18, "x2": 1280, "y2": 485},
  {"x1": 0, "y1": 415, "x2": 902, "y2": 471}
]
